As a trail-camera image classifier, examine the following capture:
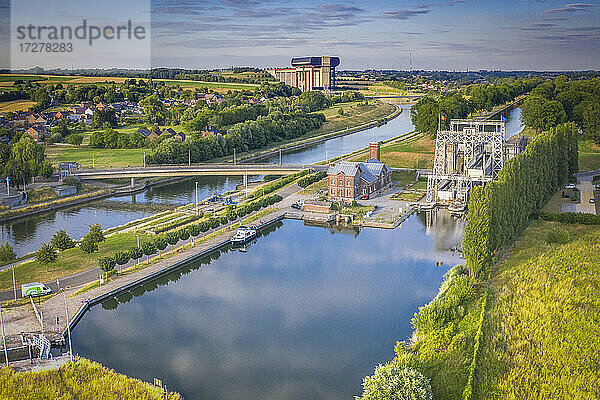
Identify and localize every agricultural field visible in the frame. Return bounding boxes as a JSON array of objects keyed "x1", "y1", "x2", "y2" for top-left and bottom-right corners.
[
  {"x1": 352, "y1": 134, "x2": 435, "y2": 169},
  {"x1": 0, "y1": 358, "x2": 181, "y2": 399},
  {"x1": 45, "y1": 146, "x2": 149, "y2": 168},
  {"x1": 0, "y1": 100, "x2": 37, "y2": 113}
]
